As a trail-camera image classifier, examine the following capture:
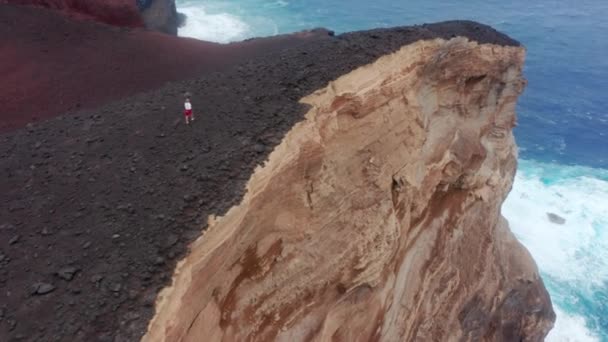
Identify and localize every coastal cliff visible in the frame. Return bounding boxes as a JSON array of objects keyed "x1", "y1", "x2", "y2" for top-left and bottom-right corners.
[
  {"x1": 0, "y1": 13, "x2": 554, "y2": 341},
  {"x1": 144, "y1": 37, "x2": 554, "y2": 341}
]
